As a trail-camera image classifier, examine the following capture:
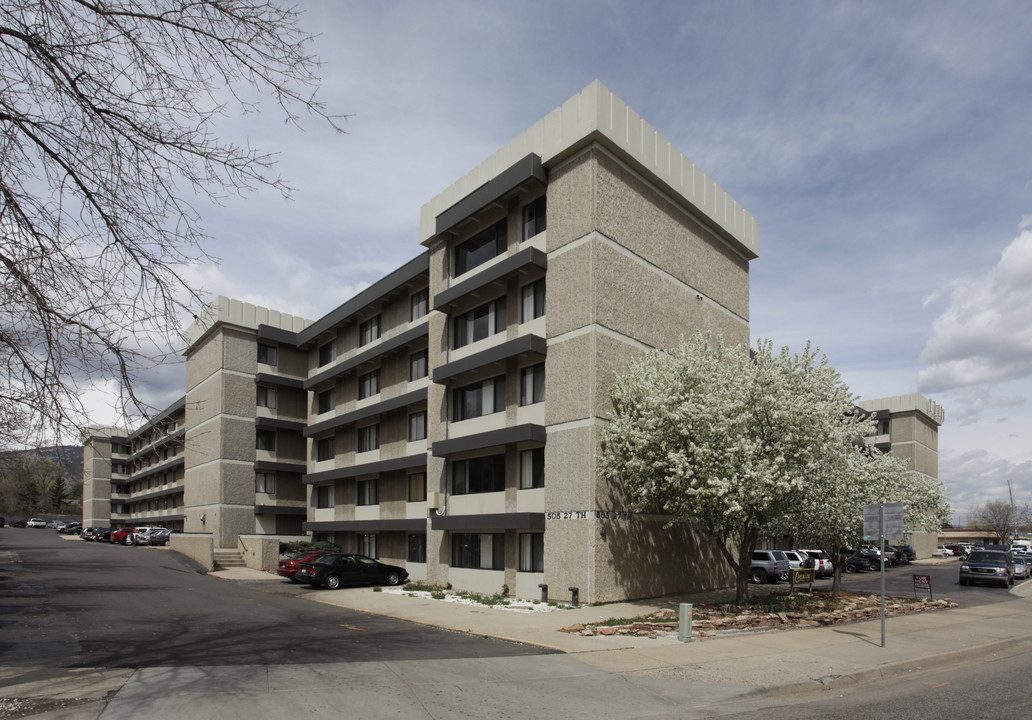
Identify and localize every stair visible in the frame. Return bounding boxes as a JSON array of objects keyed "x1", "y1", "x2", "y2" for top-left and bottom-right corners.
[{"x1": 213, "y1": 548, "x2": 246, "y2": 570}]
